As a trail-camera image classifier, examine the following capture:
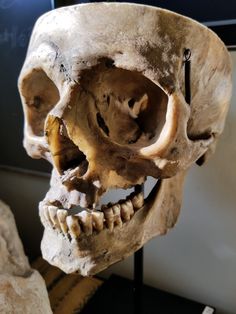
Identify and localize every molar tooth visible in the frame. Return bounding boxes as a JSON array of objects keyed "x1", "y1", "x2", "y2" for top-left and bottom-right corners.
[
  {"x1": 120, "y1": 200, "x2": 134, "y2": 221},
  {"x1": 57, "y1": 209, "x2": 68, "y2": 234},
  {"x1": 112, "y1": 204, "x2": 122, "y2": 228},
  {"x1": 66, "y1": 215, "x2": 81, "y2": 239},
  {"x1": 92, "y1": 211, "x2": 104, "y2": 232},
  {"x1": 126, "y1": 199, "x2": 134, "y2": 216},
  {"x1": 77, "y1": 211, "x2": 93, "y2": 235},
  {"x1": 48, "y1": 205, "x2": 60, "y2": 229},
  {"x1": 103, "y1": 207, "x2": 114, "y2": 231},
  {"x1": 132, "y1": 193, "x2": 144, "y2": 209}
]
